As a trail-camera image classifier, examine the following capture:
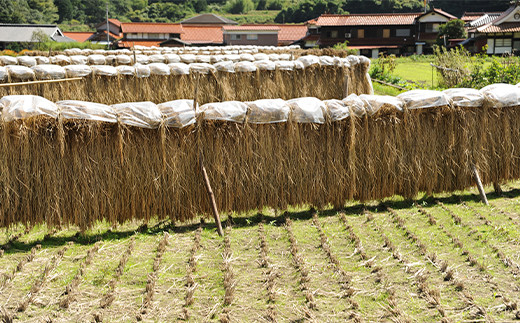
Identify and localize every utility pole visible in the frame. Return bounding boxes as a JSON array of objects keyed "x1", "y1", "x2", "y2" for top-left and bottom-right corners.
[{"x1": 106, "y1": 2, "x2": 110, "y2": 50}]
